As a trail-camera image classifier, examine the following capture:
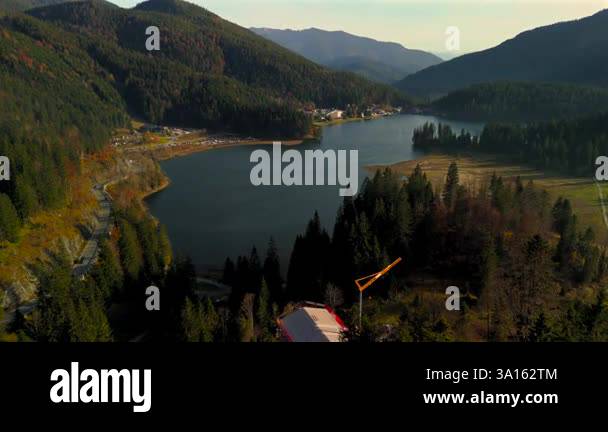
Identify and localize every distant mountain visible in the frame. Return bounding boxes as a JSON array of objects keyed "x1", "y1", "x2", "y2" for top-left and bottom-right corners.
[
  {"x1": 397, "y1": 9, "x2": 608, "y2": 98},
  {"x1": 251, "y1": 27, "x2": 442, "y2": 84},
  {"x1": 325, "y1": 56, "x2": 407, "y2": 84},
  {"x1": 0, "y1": 0, "x2": 75, "y2": 12}
]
